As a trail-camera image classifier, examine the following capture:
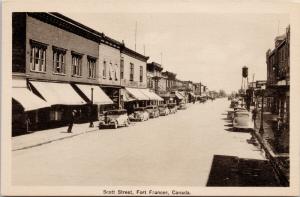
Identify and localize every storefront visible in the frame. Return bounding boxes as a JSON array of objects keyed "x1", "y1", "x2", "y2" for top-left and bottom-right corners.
[{"x1": 12, "y1": 79, "x2": 51, "y2": 135}]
